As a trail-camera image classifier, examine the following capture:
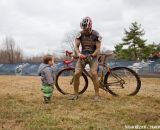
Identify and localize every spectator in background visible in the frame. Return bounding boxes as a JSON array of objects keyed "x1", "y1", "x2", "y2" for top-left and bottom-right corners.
[{"x1": 148, "y1": 51, "x2": 160, "y2": 61}]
